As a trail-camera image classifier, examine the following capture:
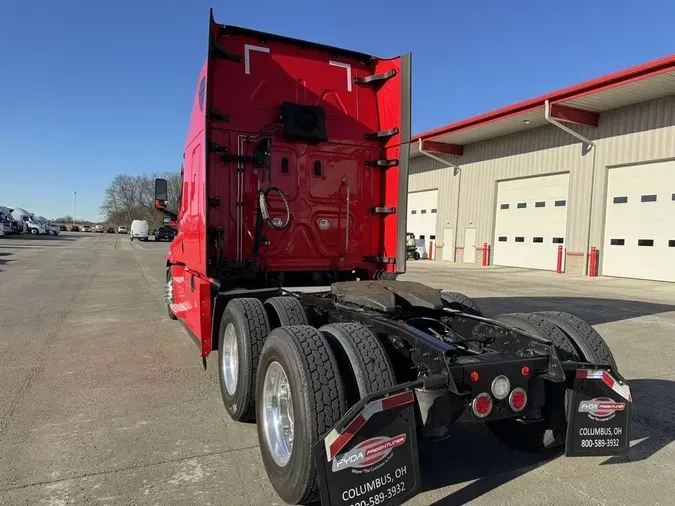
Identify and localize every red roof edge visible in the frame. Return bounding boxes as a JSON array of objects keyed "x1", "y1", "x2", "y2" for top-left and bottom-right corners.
[{"x1": 414, "y1": 53, "x2": 675, "y2": 143}]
